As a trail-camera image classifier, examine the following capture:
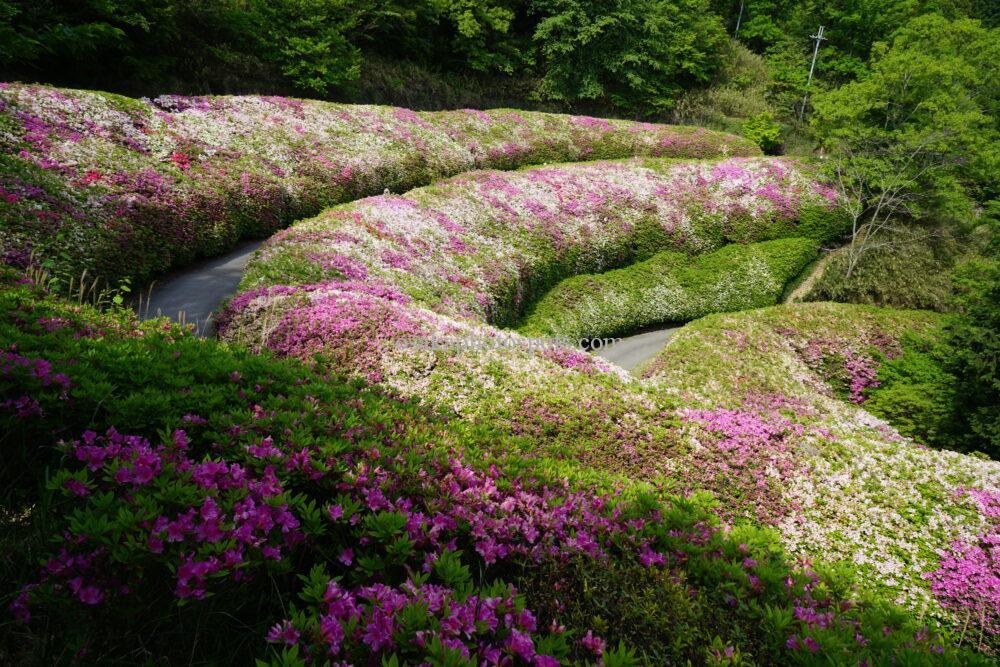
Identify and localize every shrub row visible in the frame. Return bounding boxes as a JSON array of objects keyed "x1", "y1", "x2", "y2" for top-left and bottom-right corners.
[
  {"x1": 234, "y1": 157, "x2": 843, "y2": 331},
  {"x1": 0, "y1": 83, "x2": 758, "y2": 285},
  {"x1": 518, "y1": 237, "x2": 820, "y2": 340}
]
